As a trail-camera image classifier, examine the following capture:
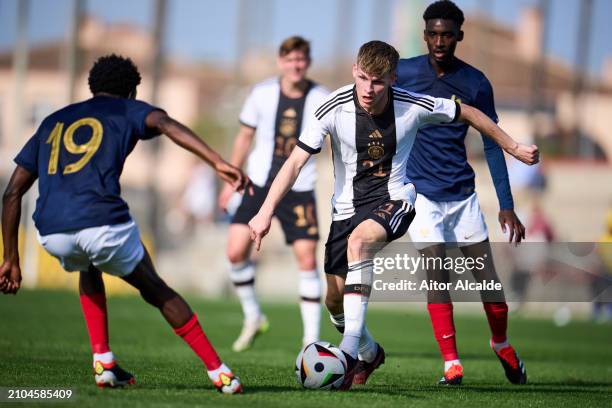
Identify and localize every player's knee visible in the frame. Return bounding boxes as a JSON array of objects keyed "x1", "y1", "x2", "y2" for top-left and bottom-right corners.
[
  {"x1": 347, "y1": 234, "x2": 367, "y2": 260},
  {"x1": 297, "y1": 256, "x2": 317, "y2": 271},
  {"x1": 227, "y1": 247, "x2": 249, "y2": 264},
  {"x1": 140, "y1": 288, "x2": 160, "y2": 307}
]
